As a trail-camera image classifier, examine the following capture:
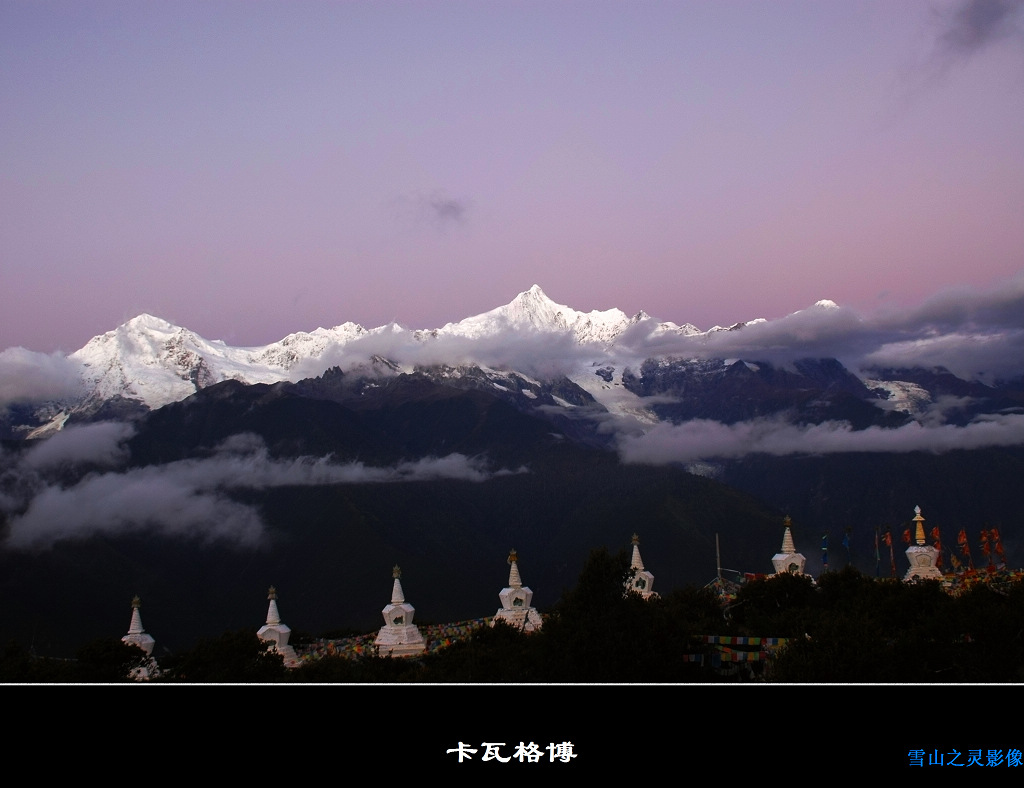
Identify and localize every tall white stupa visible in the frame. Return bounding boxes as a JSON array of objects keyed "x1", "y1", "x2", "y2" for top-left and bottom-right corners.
[
  {"x1": 122, "y1": 595, "x2": 159, "y2": 680},
  {"x1": 772, "y1": 516, "x2": 808, "y2": 576},
  {"x1": 492, "y1": 549, "x2": 543, "y2": 632},
  {"x1": 625, "y1": 534, "x2": 657, "y2": 599},
  {"x1": 904, "y1": 506, "x2": 942, "y2": 581},
  {"x1": 257, "y1": 586, "x2": 300, "y2": 668},
  {"x1": 373, "y1": 566, "x2": 426, "y2": 657}
]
